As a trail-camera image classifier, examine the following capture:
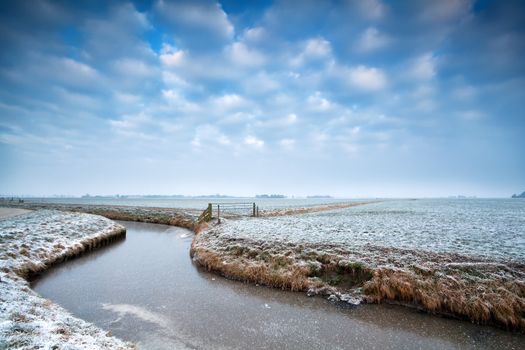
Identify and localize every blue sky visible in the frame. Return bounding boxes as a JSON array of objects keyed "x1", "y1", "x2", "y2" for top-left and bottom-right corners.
[{"x1": 0, "y1": 0, "x2": 524, "y2": 197}]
